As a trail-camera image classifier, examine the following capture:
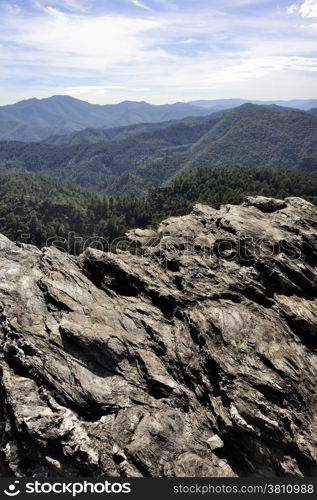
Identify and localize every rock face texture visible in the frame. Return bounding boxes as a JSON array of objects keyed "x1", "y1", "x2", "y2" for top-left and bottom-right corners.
[{"x1": 0, "y1": 196, "x2": 316, "y2": 477}]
